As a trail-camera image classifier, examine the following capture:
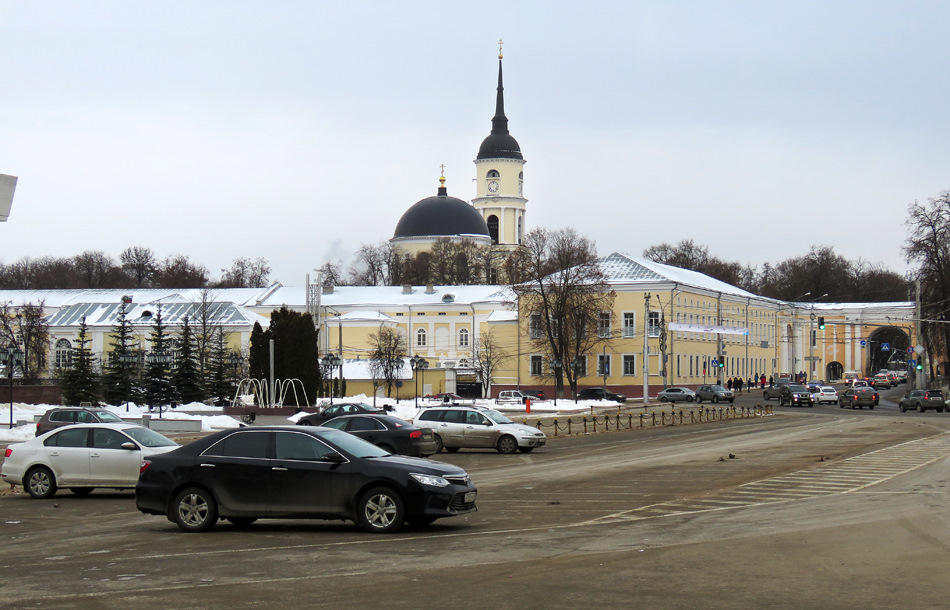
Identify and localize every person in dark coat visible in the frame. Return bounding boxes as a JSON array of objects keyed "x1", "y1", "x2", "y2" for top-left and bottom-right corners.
[
  {"x1": 726, "y1": 377, "x2": 733, "y2": 391},
  {"x1": 736, "y1": 377, "x2": 743, "y2": 394}
]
